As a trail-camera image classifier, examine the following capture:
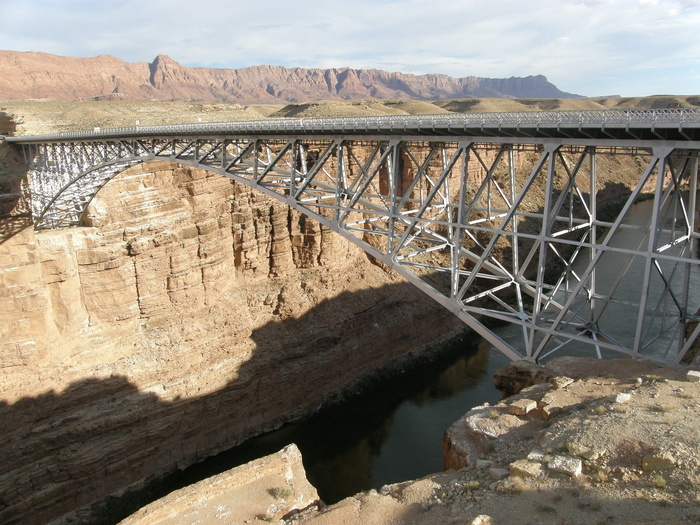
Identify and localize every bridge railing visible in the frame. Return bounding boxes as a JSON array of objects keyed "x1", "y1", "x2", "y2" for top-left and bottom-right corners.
[{"x1": 6, "y1": 108, "x2": 700, "y2": 143}]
